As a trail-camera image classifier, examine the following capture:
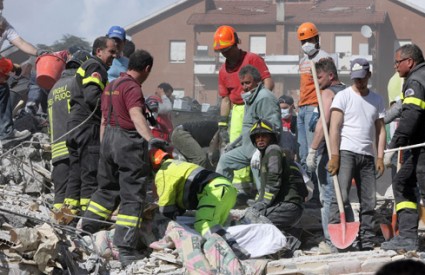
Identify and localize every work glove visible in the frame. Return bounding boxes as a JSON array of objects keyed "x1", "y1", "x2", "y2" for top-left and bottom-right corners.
[
  {"x1": 384, "y1": 151, "x2": 396, "y2": 168},
  {"x1": 218, "y1": 116, "x2": 229, "y2": 144},
  {"x1": 250, "y1": 149, "x2": 261, "y2": 170},
  {"x1": 306, "y1": 148, "x2": 317, "y2": 172},
  {"x1": 12, "y1": 64, "x2": 21, "y2": 76},
  {"x1": 375, "y1": 157, "x2": 385, "y2": 179},
  {"x1": 327, "y1": 154, "x2": 340, "y2": 176},
  {"x1": 36, "y1": 49, "x2": 51, "y2": 57},
  {"x1": 148, "y1": 137, "x2": 168, "y2": 151}
]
